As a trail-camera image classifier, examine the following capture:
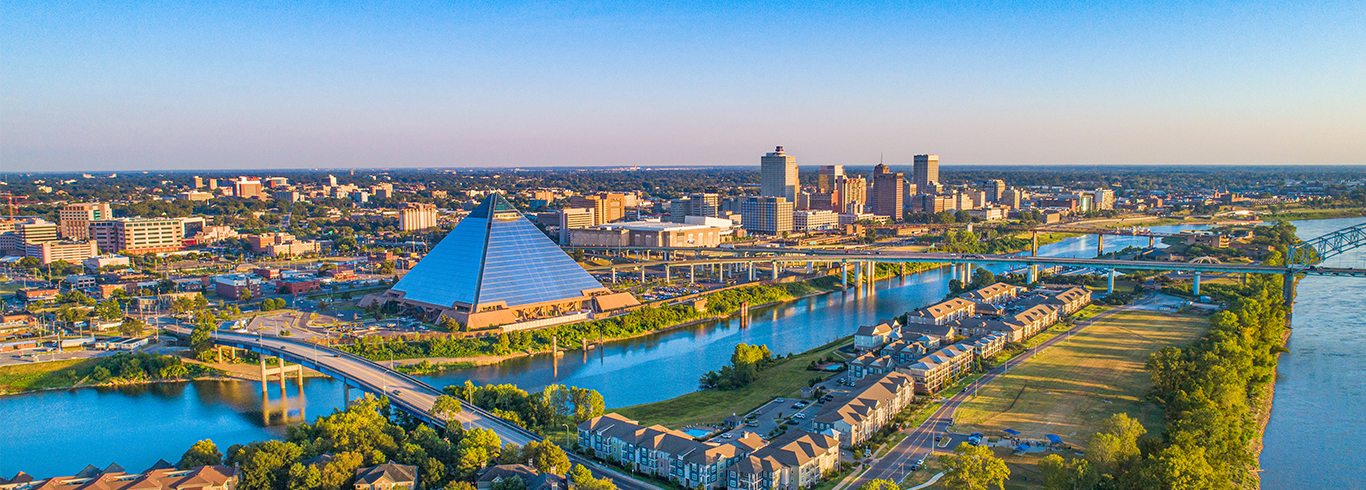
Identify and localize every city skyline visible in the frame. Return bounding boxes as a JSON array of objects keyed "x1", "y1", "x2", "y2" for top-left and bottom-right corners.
[{"x1": 4, "y1": 1, "x2": 1365, "y2": 172}]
